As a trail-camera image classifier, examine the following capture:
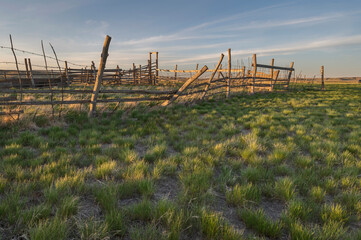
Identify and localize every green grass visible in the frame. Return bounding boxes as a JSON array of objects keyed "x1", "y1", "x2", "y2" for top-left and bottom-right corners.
[{"x1": 0, "y1": 84, "x2": 360, "y2": 239}]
